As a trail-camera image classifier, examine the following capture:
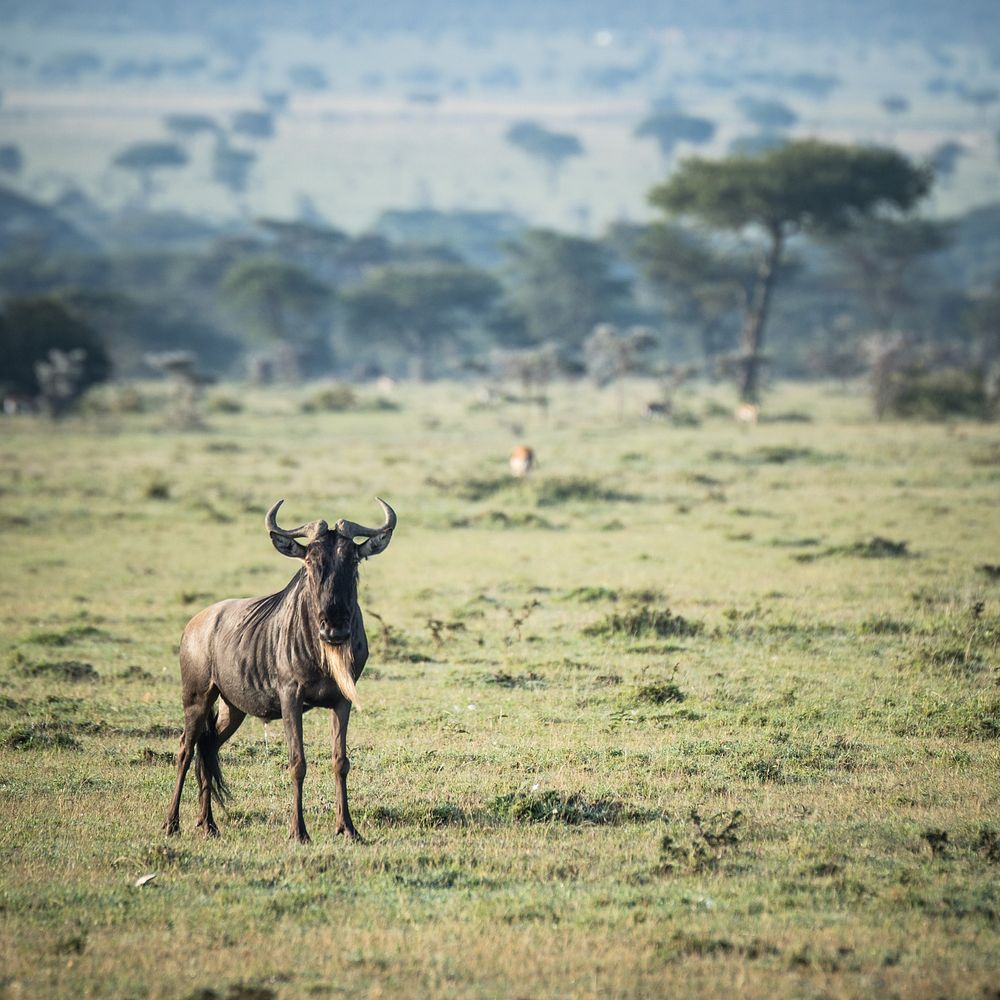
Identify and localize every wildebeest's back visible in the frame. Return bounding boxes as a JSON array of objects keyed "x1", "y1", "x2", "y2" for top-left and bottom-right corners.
[{"x1": 180, "y1": 598, "x2": 284, "y2": 719}]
